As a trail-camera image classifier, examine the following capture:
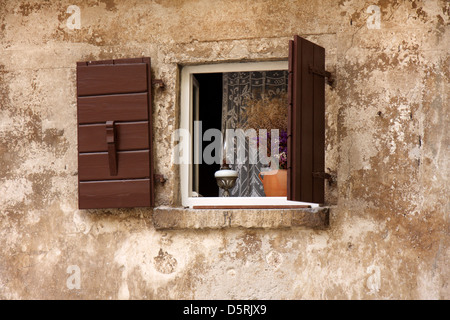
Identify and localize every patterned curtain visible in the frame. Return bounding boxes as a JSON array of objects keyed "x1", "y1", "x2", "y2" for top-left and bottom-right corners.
[{"x1": 221, "y1": 70, "x2": 288, "y2": 197}]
